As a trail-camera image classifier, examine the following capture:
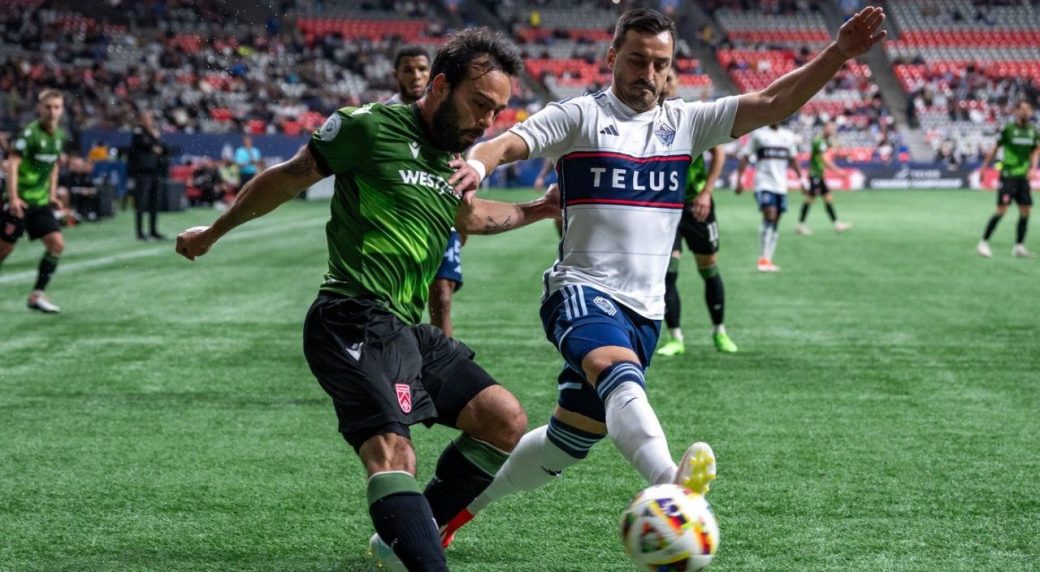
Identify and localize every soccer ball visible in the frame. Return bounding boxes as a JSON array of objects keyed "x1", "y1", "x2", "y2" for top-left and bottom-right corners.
[{"x1": 619, "y1": 484, "x2": 719, "y2": 571}]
